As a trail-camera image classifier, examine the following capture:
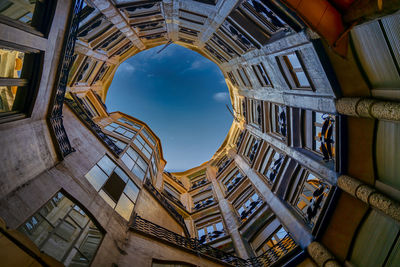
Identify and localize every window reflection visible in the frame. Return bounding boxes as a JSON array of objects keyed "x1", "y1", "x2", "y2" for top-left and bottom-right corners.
[
  {"x1": 85, "y1": 155, "x2": 140, "y2": 220},
  {"x1": 18, "y1": 192, "x2": 103, "y2": 266}
]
